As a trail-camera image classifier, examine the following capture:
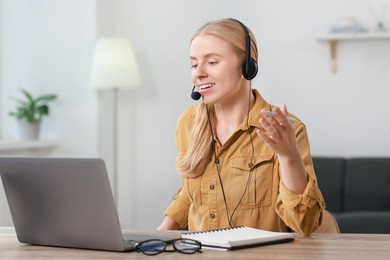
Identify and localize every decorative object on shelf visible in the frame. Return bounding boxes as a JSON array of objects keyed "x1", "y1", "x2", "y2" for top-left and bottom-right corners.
[
  {"x1": 329, "y1": 17, "x2": 366, "y2": 34},
  {"x1": 368, "y1": 3, "x2": 387, "y2": 32},
  {"x1": 89, "y1": 37, "x2": 141, "y2": 203},
  {"x1": 9, "y1": 89, "x2": 57, "y2": 140}
]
